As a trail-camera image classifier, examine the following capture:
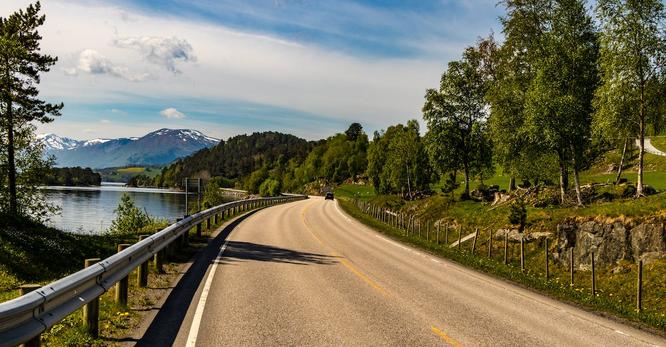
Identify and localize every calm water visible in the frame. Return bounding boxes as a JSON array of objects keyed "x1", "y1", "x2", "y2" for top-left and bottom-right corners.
[{"x1": 42, "y1": 183, "x2": 194, "y2": 234}]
